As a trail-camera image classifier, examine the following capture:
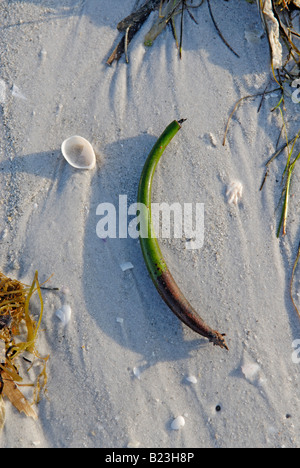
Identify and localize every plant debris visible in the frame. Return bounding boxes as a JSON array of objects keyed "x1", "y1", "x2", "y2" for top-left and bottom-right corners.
[
  {"x1": 257, "y1": 0, "x2": 283, "y2": 69},
  {"x1": 107, "y1": 0, "x2": 161, "y2": 65},
  {"x1": 290, "y1": 242, "x2": 300, "y2": 319},
  {"x1": 0, "y1": 271, "x2": 49, "y2": 429},
  {"x1": 107, "y1": 0, "x2": 238, "y2": 64},
  {"x1": 207, "y1": 0, "x2": 239, "y2": 58},
  {"x1": 224, "y1": 1, "x2": 299, "y2": 233},
  {"x1": 224, "y1": 0, "x2": 300, "y2": 320}
]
